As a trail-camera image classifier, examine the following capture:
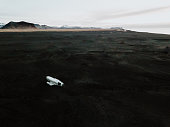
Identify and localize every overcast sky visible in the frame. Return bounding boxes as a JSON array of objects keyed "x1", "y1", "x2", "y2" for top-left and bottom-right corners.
[{"x1": 0, "y1": 0, "x2": 170, "y2": 34}]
